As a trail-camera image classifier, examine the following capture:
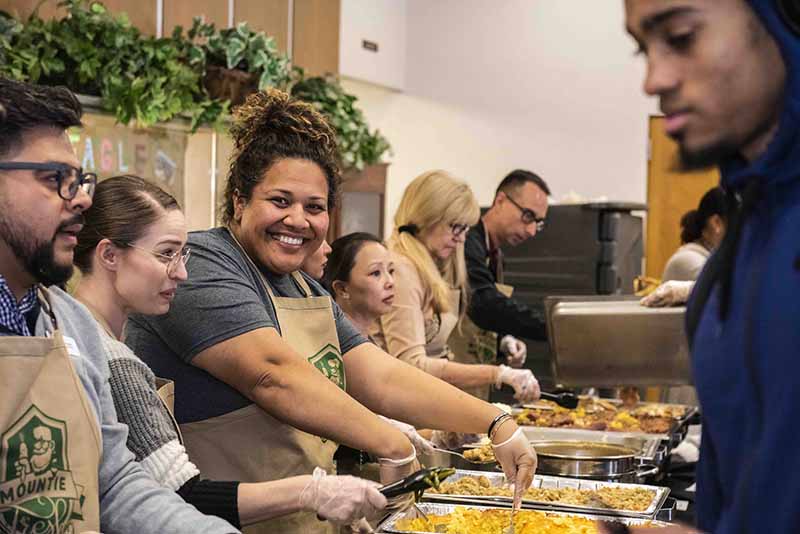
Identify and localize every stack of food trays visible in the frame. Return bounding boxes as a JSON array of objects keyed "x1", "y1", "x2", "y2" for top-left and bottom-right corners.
[
  {"x1": 421, "y1": 470, "x2": 670, "y2": 520},
  {"x1": 378, "y1": 502, "x2": 673, "y2": 533}
]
